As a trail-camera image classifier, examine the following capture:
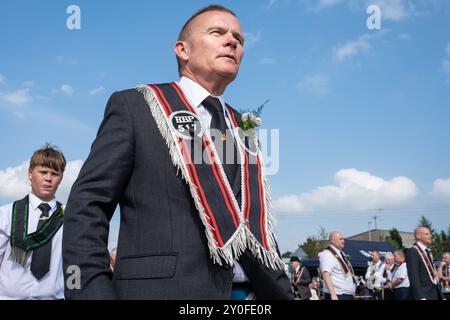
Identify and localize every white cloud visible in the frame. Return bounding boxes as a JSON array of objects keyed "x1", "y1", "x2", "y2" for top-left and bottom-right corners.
[
  {"x1": 0, "y1": 74, "x2": 5, "y2": 85},
  {"x1": 274, "y1": 168, "x2": 418, "y2": 214},
  {"x1": 259, "y1": 57, "x2": 277, "y2": 65},
  {"x1": 297, "y1": 73, "x2": 329, "y2": 96},
  {"x1": 443, "y1": 60, "x2": 450, "y2": 75},
  {"x1": 397, "y1": 33, "x2": 412, "y2": 40},
  {"x1": 0, "y1": 160, "x2": 83, "y2": 204},
  {"x1": 266, "y1": 0, "x2": 278, "y2": 10},
  {"x1": 22, "y1": 80, "x2": 36, "y2": 88},
  {"x1": 2, "y1": 88, "x2": 32, "y2": 106},
  {"x1": 369, "y1": 0, "x2": 411, "y2": 21},
  {"x1": 244, "y1": 31, "x2": 261, "y2": 47},
  {"x1": 431, "y1": 178, "x2": 450, "y2": 205},
  {"x1": 56, "y1": 56, "x2": 78, "y2": 64},
  {"x1": 0, "y1": 161, "x2": 31, "y2": 200},
  {"x1": 89, "y1": 86, "x2": 105, "y2": 96},
  {"x1": 60, "y1": 84, "x2": 74, "y2": 95},
  {"x1": 333, "y1": 34, "x2": 371, "y2": 62},
  {"x1": 57, "y1": 160, "x2": 84, "y2": 202},
  {"x1": 442, "y1": 43, "x2": 450, "y2": 79},
  {"x1": 304, "y1": 0, "x2": 342, "y2": 12}
]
